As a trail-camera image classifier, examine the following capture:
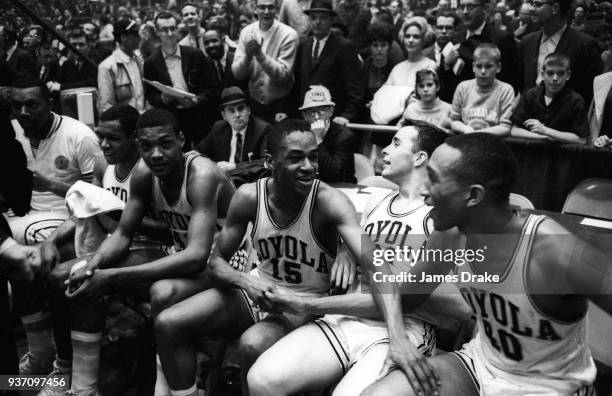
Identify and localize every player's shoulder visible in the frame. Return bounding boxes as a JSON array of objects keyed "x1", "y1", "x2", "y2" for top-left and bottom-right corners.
[
  {"x1": 188, "y1": 154, "x2": 226, "y2": 180},
  {"x1": 58, "y1": 115, "x2": 96, "y2": 139}
]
